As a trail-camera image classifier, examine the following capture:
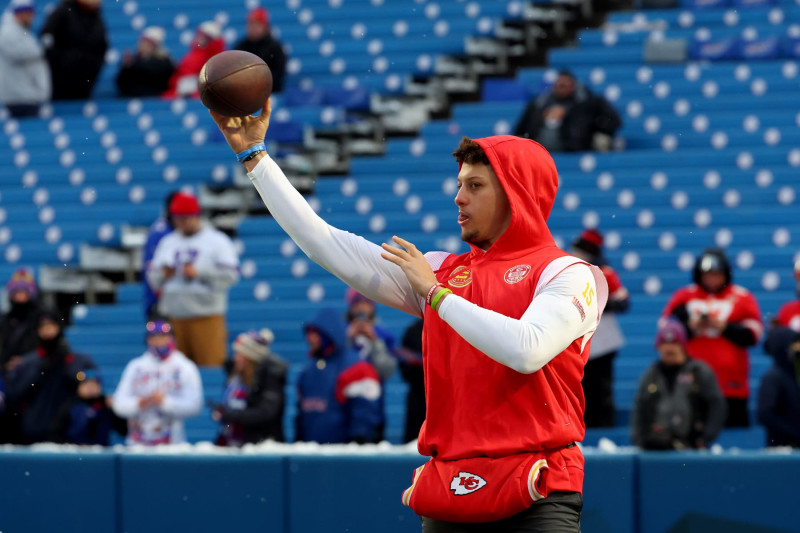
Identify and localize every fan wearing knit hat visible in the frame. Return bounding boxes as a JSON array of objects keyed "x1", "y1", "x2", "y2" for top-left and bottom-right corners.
[
  {"x1": 0, "y1": 269, "x2": 41, "y2": 374},
  {"x1": 0, "y1": 268, "x2": 43, "y2": 443},
  {"x1": 213, "y1": 329, "x2": 288, "y2": 446},
  {"x1": 570, "y1": 229, "x2": 630, "y2": 428},
  {"x1": 0, "y1": 270, "x2": 44, "y2": 443},
  {"x1": 631, "y1": 319, "x2": 726, "y2": 450},
  {"x1": 110, "y1": 319, "x2": 203, "y2": 445},
  {"x1": 116, "y1": 25, "x2": 175, "y2": 97}
]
